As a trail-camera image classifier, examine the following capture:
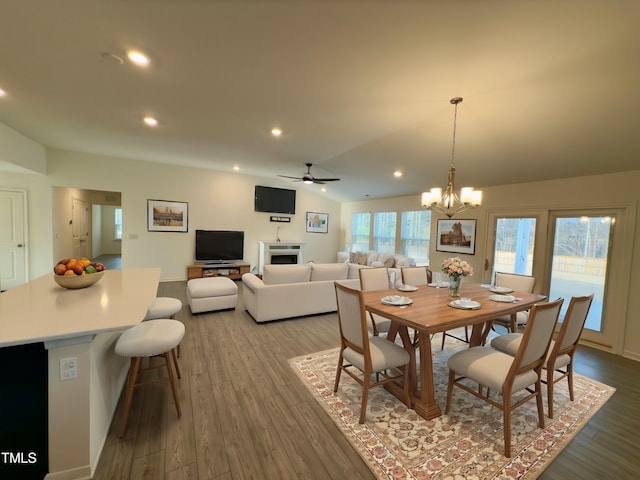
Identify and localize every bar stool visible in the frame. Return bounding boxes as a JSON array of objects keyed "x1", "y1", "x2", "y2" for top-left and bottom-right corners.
[
  {"x1": 115, "y1": 319, "x2": 185, "y2": 438},
  {"x1": 144, "y1": 297, "x2": 183, "y2": 356}
]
